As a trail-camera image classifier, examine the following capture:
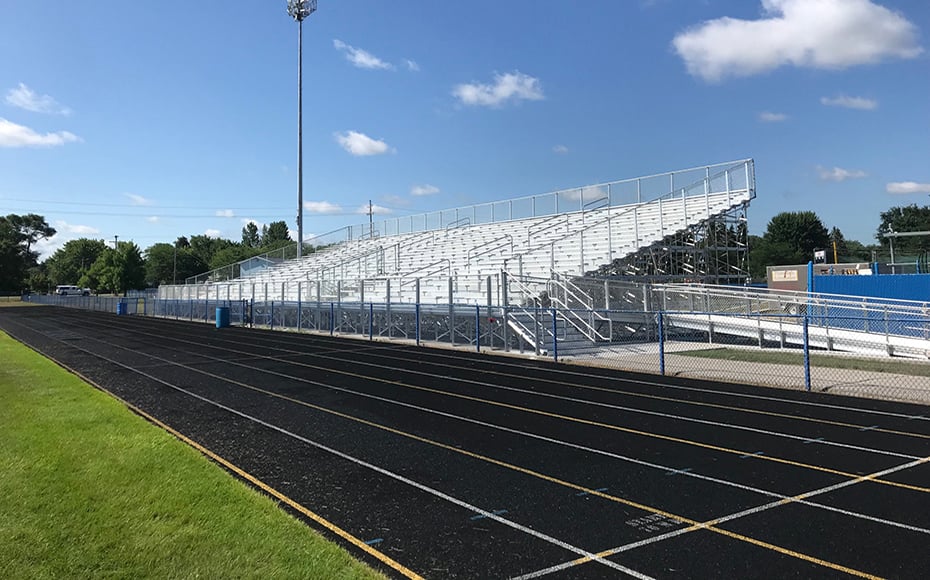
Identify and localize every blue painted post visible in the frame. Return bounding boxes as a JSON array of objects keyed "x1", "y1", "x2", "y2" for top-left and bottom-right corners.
[
  {"x1": 475, "y1": 305, "x2": 481, "y2": 352},
  {"x1": 249, "y1": 299, "x2": 254, "y2": 328},
  {"x1": 658, "y1": 312, "x2": 666, "y2": 376},
  {"x1": 369, "y1": 302, "x2": 374, "y2": 341},
  {"x1": 803, "y1": 313, "x2": 812, "y2": 391},
  {"x1": 415, "y1": 304, "x2": 421, "y2": 346},
  {"x1": 189, "y1": 298, "x2": 193, "y2": 322},
  {"x1": 297, "y1": 295, "x2": 302, "y2": 332},
  {"x1": 551, "y1": 307, "x2": 558, "y2": 362},
  {"x1": 330, "y1": 302, "x2": 335, "y2": 335},
  {"x1": 270, "y1": 301, "x2": 275, "y2": 330}
]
